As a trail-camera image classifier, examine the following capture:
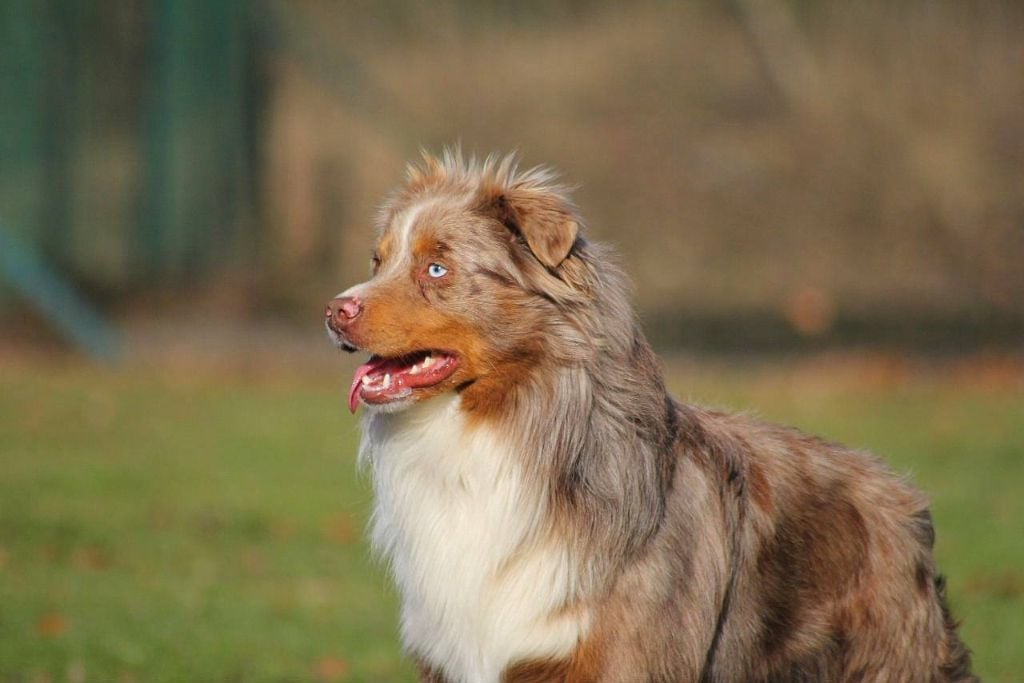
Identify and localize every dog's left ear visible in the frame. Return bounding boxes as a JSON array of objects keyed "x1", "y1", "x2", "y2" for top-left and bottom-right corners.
[{"x1": 484, "y1": 188, "x2": 580, "y2": 269}]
